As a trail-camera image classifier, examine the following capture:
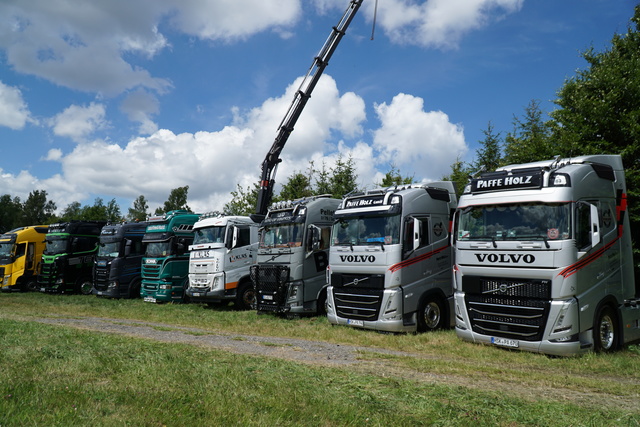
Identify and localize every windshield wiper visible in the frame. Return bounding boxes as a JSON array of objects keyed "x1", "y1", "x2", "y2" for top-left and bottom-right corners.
[{"x1": 469, "y1": 235, "x2": 497, "y2": 248}]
